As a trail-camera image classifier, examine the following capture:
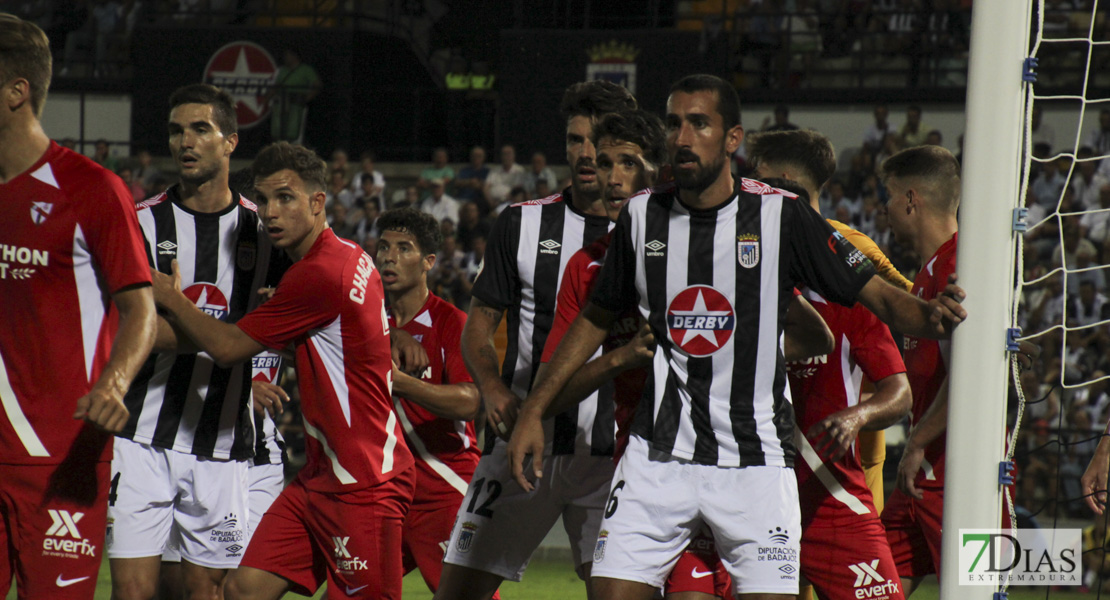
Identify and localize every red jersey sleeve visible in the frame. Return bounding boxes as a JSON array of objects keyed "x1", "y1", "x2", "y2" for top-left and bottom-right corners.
[
  {"x1": 541, "y1": 248, "x2": 592, "y2": 363},
  {"x1": 79, "y1": 171, "x2": 151, "y2": 293},
  {"x1": 440, "y1": 306, "x2": 472, "y2": 385},
  {"x1": 237, "y1": 261, "x2": 340, "y2": 349}
]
